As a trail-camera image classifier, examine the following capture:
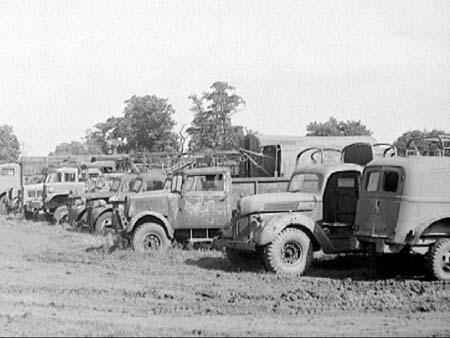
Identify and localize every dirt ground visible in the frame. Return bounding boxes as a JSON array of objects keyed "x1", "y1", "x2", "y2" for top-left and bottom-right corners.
[{"x1": 0, "y1": 214, "x2": 449, "y2": 337}]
